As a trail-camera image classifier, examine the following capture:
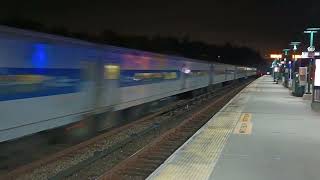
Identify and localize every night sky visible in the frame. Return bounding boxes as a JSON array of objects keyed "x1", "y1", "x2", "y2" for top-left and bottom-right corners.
[{"x1": 1, "y1": 0, "x2": 320, "y2": 55}]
